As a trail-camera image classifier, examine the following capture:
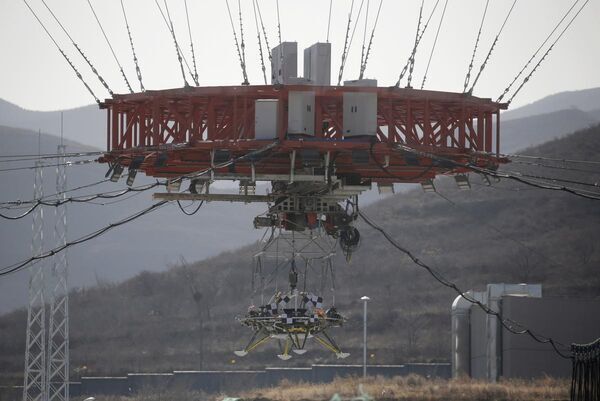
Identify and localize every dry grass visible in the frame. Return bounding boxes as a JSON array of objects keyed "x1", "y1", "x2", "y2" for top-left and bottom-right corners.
[{"x1": 102, "y1": 375, "x2": 569, "y2": 401}]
